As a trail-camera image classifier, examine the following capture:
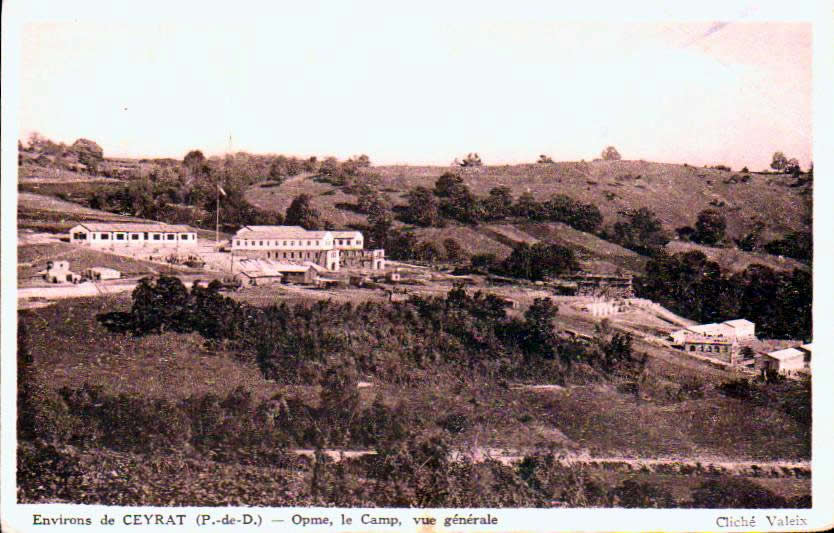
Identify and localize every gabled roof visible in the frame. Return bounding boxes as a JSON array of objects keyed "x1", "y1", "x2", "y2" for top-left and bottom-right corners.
[
  {"x1": 235, "y1": 225, "x2": 331, "y2": 239},
  {"x1": 73, "y1": 222, "x2": 194, "y2": 233},
  {"x1": 766, "y1": 348, "x2": 804, "y2": 361},
  {"x1": 687, "y1": 323, "x2": 735, "y2": 337}
]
